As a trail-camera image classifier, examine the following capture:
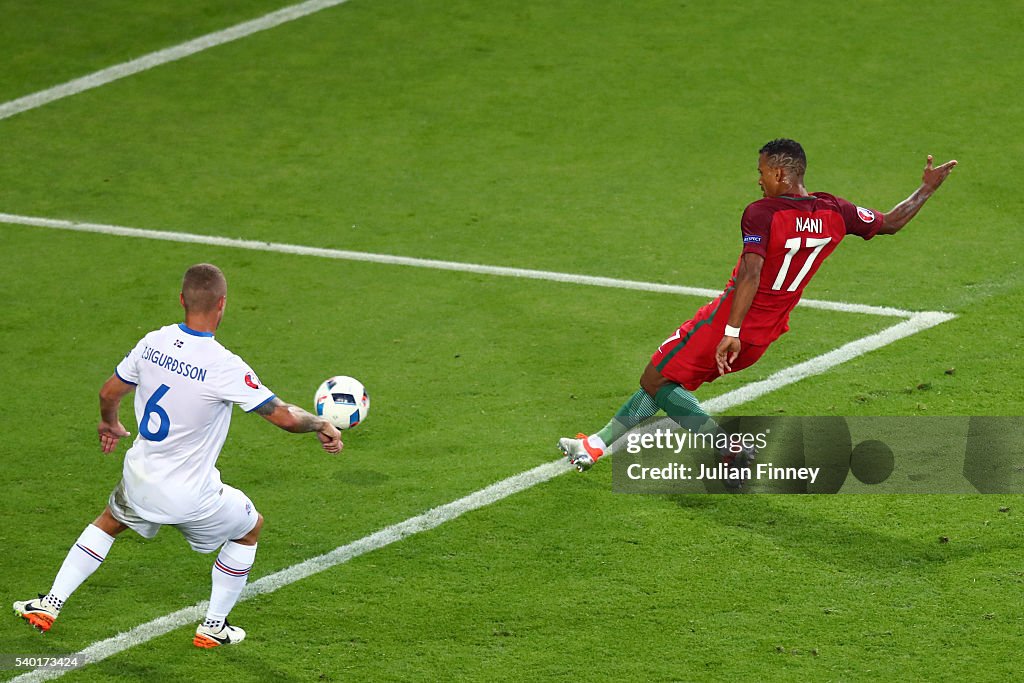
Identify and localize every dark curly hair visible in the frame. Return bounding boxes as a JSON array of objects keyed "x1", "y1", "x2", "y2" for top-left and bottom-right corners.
[{"x1": 759, "y1": 138, "x2": 806, "y2": 177}]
